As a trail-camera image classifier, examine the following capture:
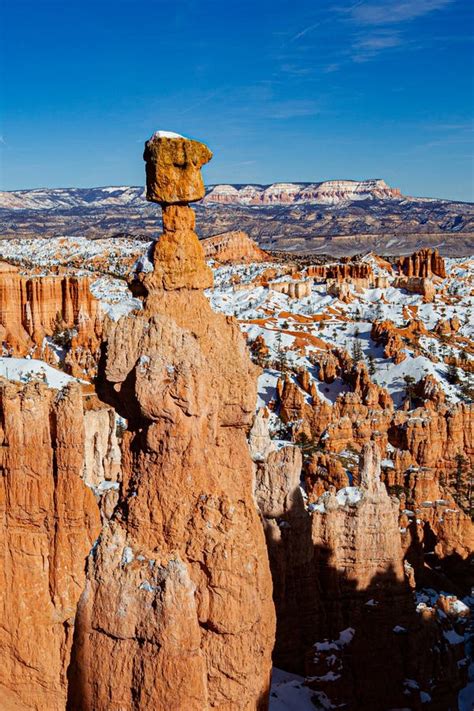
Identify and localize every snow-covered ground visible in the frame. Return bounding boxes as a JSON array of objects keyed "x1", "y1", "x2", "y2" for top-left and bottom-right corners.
[
  {"x1": 89, "y1": 276, "x2": 142, "y2": 320},
  {"x1": 208, "y1": 254, "x2": 473, "y2": 410},
  {"x1": 269, "y1": 668, "x2": 318, "y2": 710},
  {"x1": 0, "y1": 236, "x2": 149, "y2": 277},
  {"x1": 1, "y1": 239, "x2": 472, "y2": 409}
]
